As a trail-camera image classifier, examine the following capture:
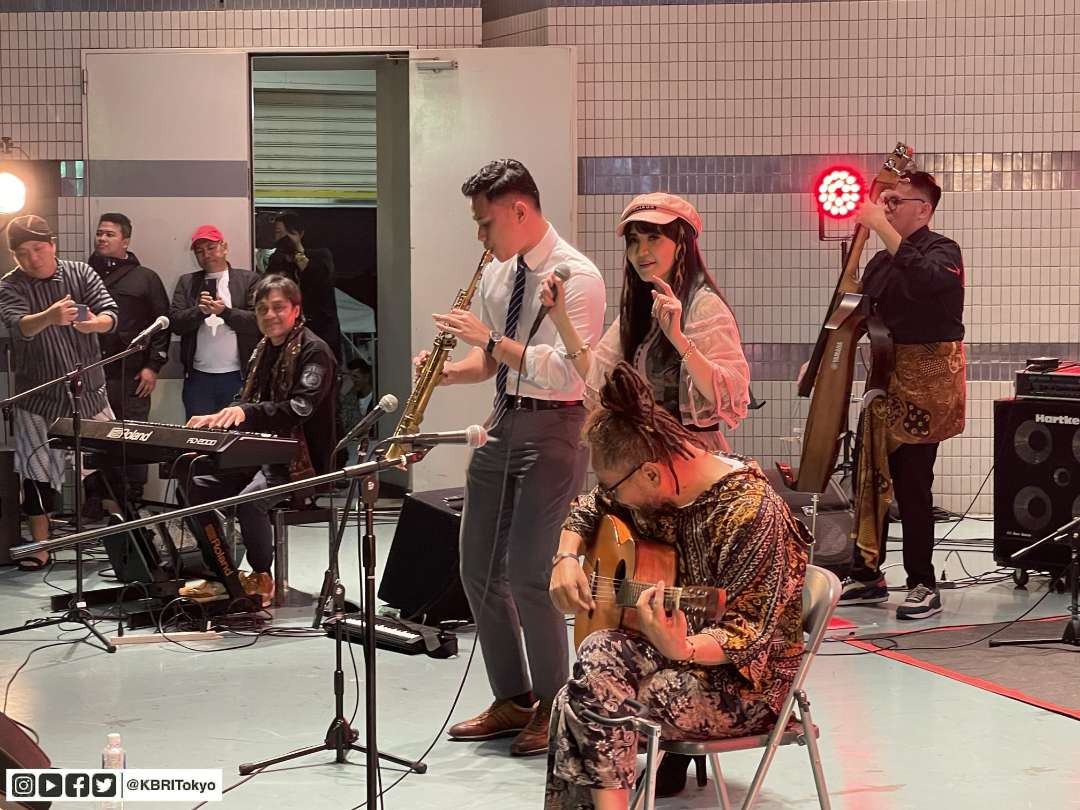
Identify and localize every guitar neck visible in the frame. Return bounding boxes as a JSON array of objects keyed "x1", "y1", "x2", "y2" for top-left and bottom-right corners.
[{"x1": 617, "y1": 580, "x2": 689, "y2": 612}]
